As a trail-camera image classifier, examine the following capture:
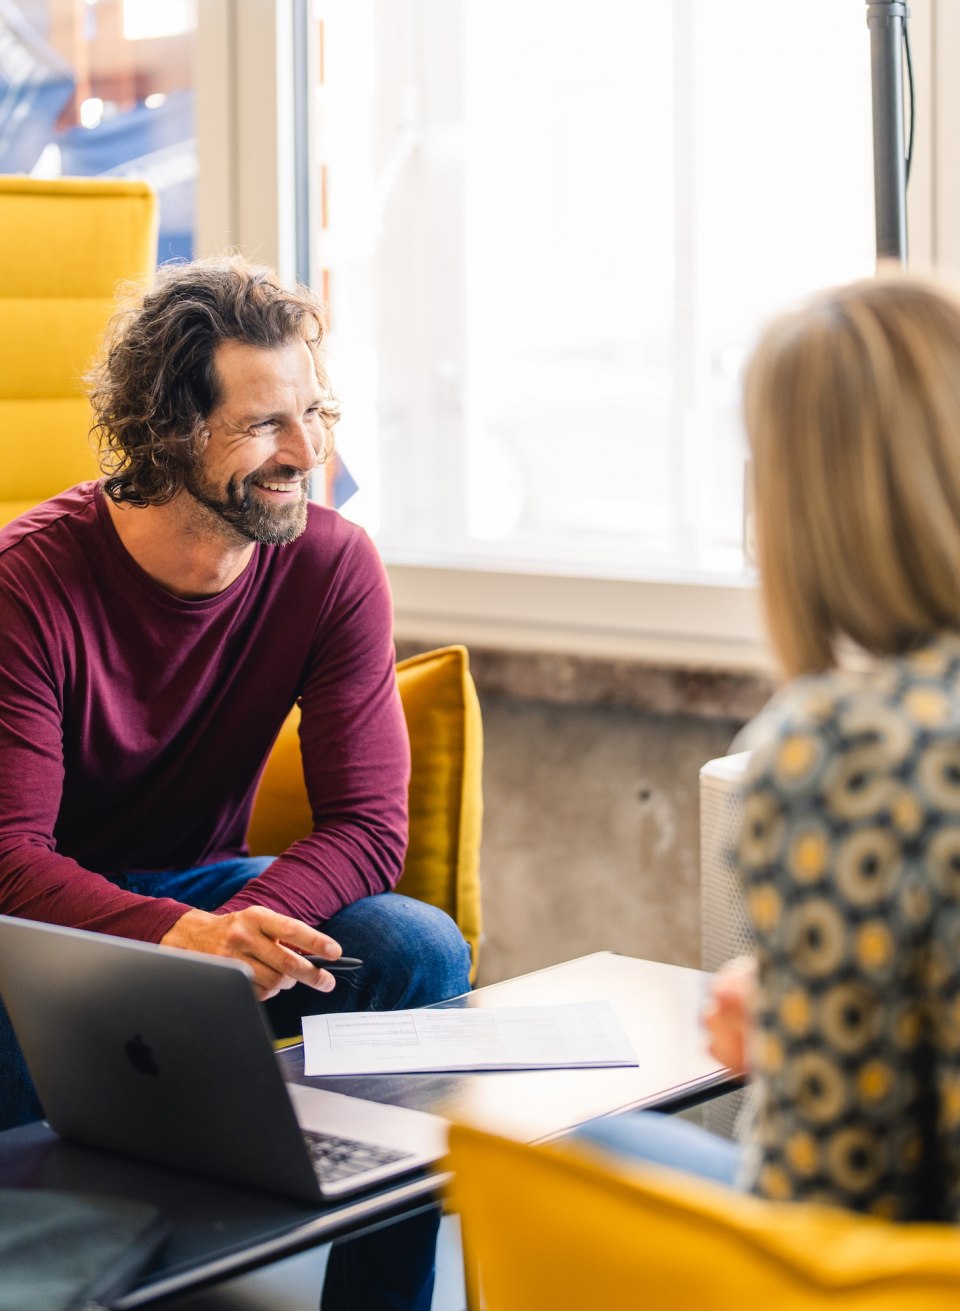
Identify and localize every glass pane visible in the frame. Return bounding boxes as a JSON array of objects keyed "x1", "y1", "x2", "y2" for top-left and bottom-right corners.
[
  {"x1": 2, "y1": 0, "x2": 197, "y2": 263},
  {"x1": 308, "y1": 0, "x2": 875, "y2": 579}
]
